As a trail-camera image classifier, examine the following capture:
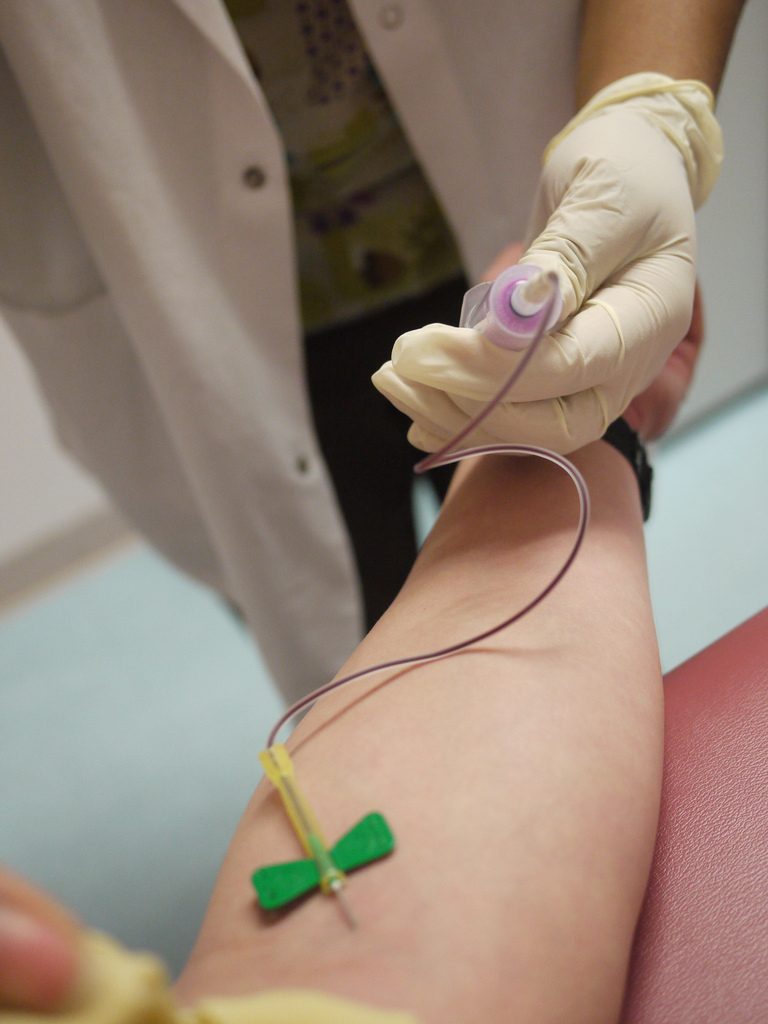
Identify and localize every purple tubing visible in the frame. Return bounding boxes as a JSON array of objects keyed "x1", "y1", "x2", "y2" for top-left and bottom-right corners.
[{"x1": 266, "y1": 271, "x2": 589, "y2": 749}]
